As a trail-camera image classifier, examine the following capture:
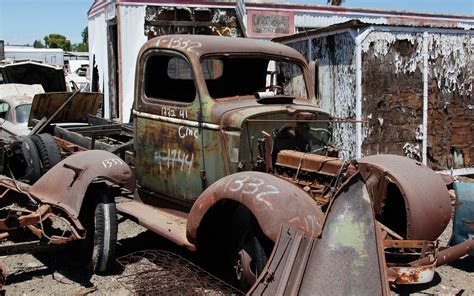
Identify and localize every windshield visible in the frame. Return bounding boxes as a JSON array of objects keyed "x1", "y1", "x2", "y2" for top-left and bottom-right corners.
[
  {"x1": 201, "y1": 56, "x2": 307, "y2": 100},
  {"x1": 15, "y1": 104, "x2": 32, "y2": 124}
]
